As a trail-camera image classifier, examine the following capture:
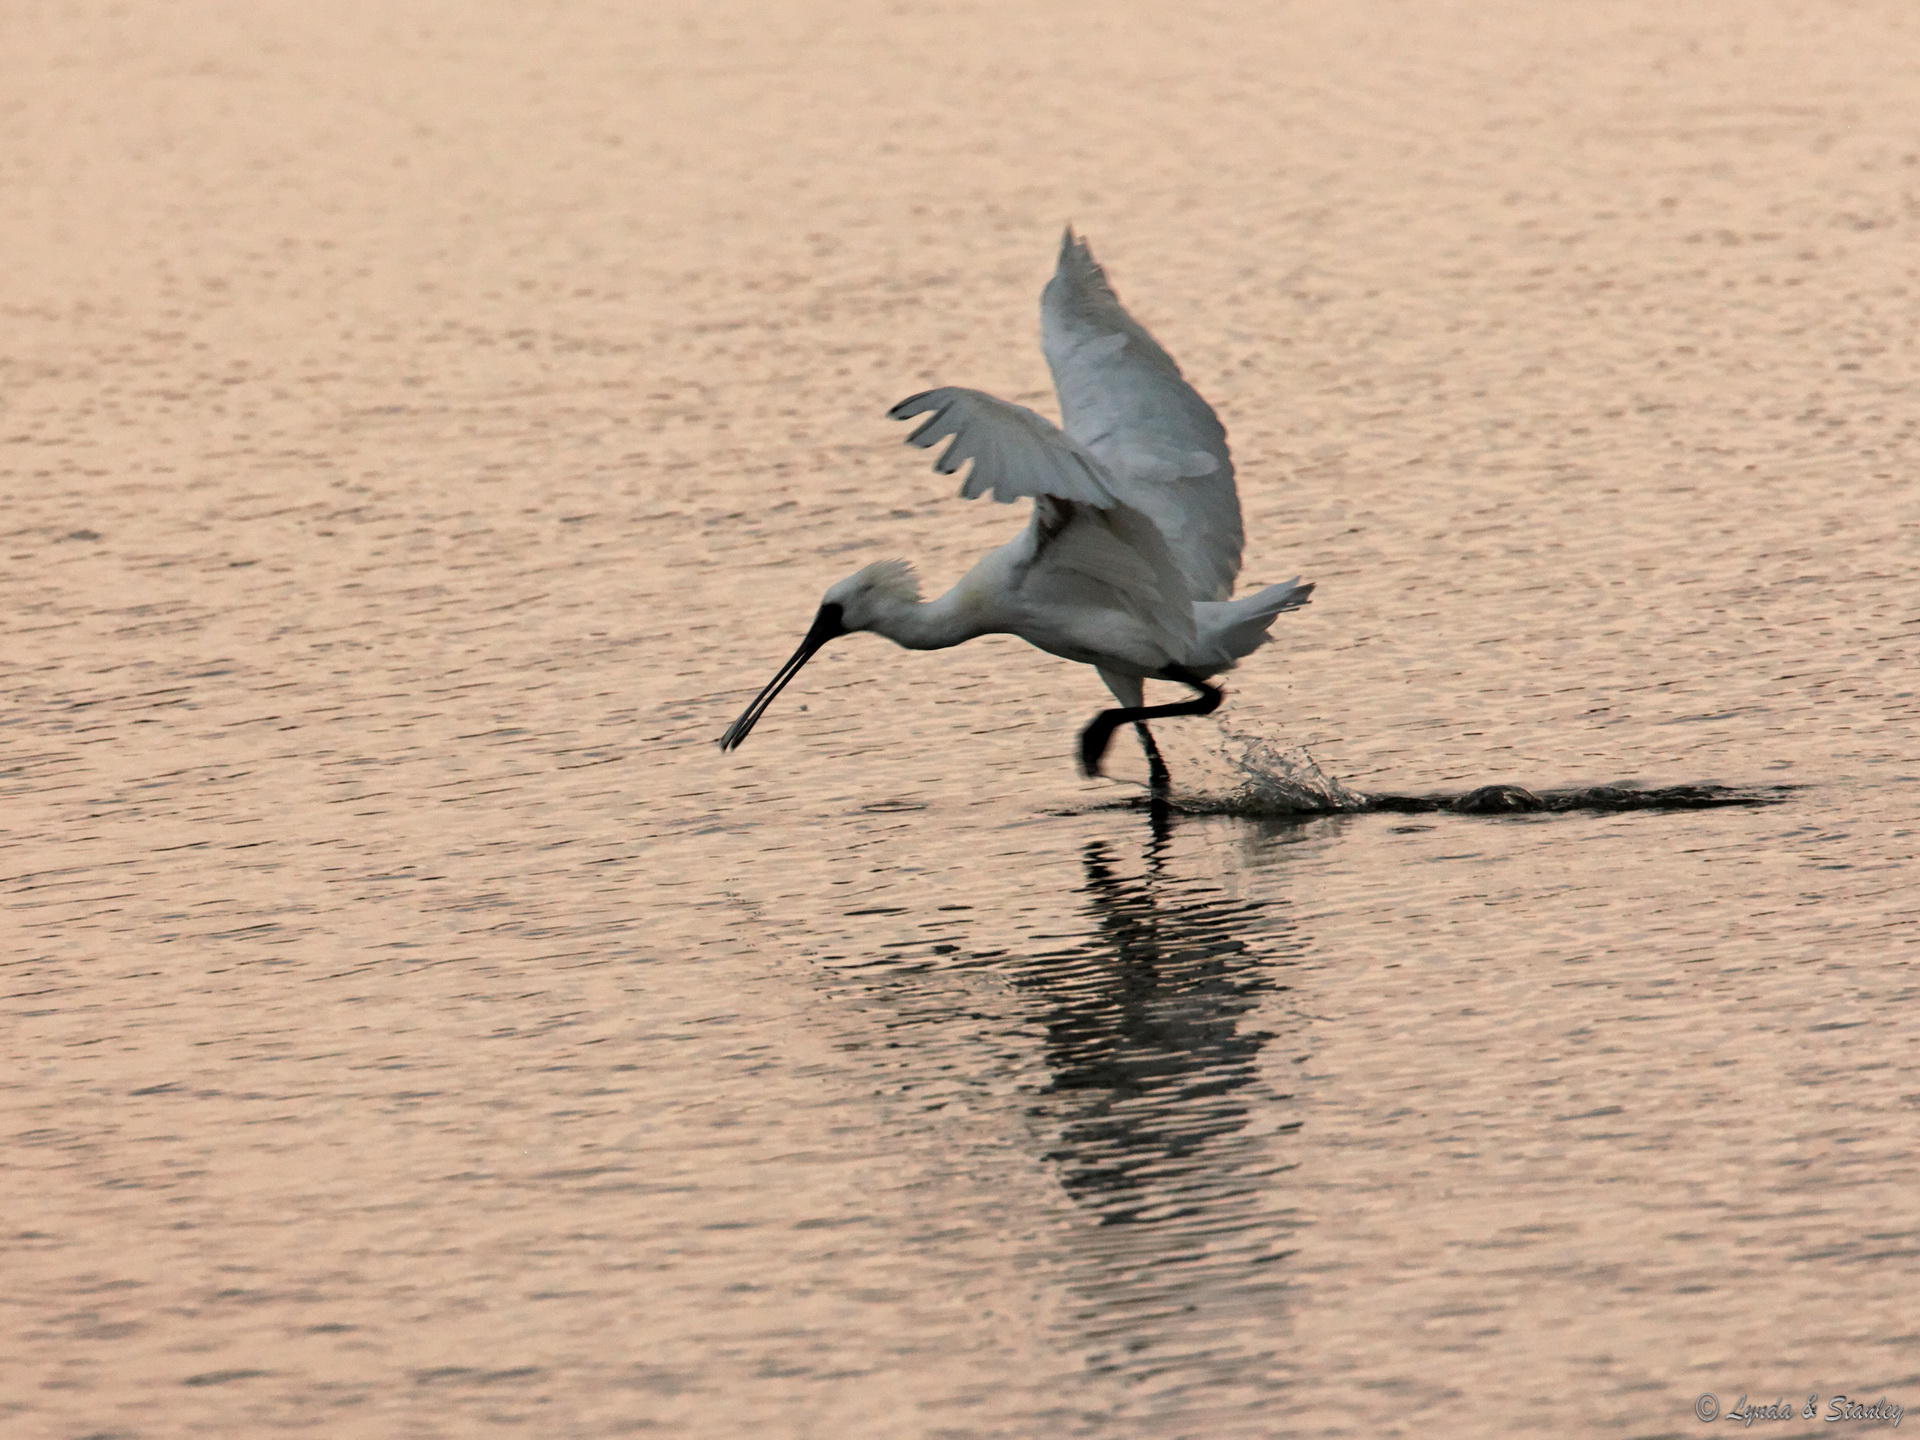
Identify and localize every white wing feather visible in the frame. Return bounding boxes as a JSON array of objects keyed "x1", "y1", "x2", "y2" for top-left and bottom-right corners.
[
  {"x1": 1041, "y1": 229, "x2": 1244, "y2": 601},
  {"x1": 1020, "y1": 498, "x2": 1197, "y2": 660},
  {"x1": 887, "y1": 388, "x2": 1116, "y2": 508},
  {"x1": 885, "y1": 387, "x2": 1197, "y2": 661}
]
